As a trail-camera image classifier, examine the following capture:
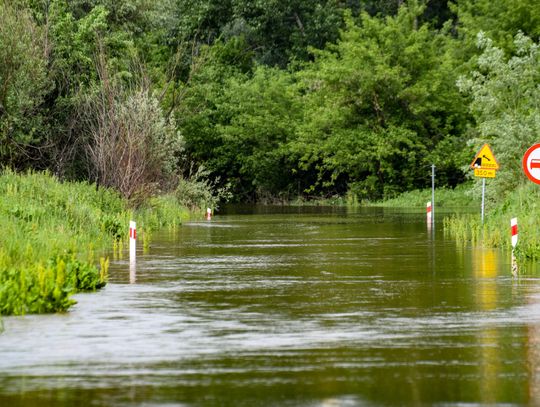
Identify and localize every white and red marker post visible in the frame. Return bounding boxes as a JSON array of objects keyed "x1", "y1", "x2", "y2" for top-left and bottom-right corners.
[
  {"x1": 511, "y1": 217, "x2": 518, "y2": 277},
  {"x1": 129, "y1": 220, "x2": 137, "y2": 263},
  {"x1": 206, "y1": 207, "x2": 212, "y2": 220},
  {"x1": 129, "y1": 220, "x2": 137, "y2": 283},
  {"x1": 511, "y1": 217, "x2": 518, "y2": 248},
  {"x1": 426, "y1": 201, "x2": 432, "y2": 224}
]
